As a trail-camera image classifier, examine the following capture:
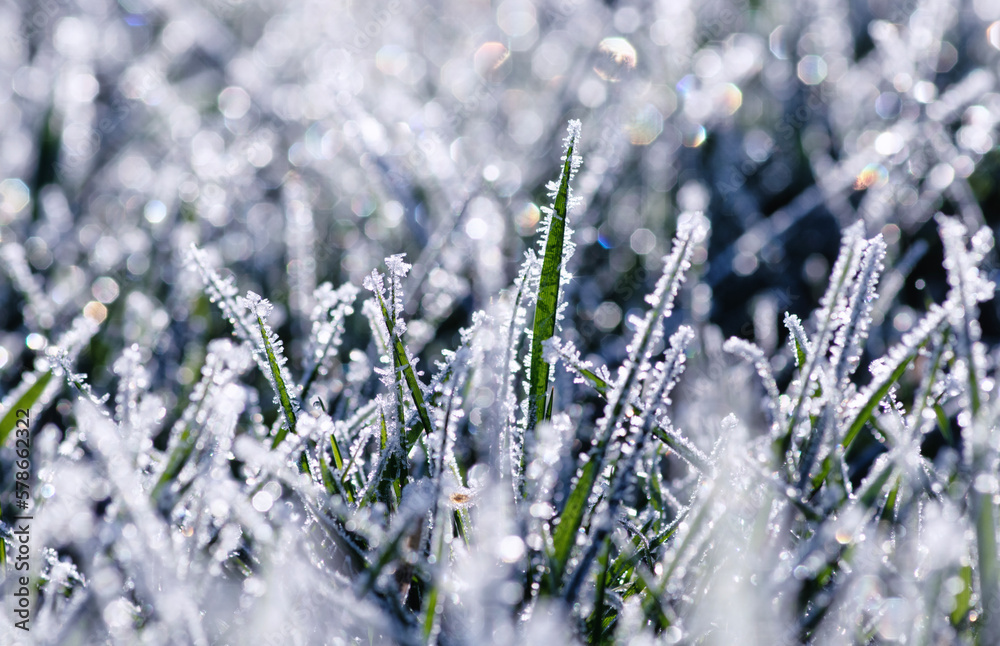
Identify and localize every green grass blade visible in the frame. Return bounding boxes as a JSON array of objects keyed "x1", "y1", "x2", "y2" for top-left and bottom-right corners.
[
  {"x1": 0, "y1": 370, "x2": 52, "y2": 446},
  {"x1": 318, "y1": 448, "x2": 352, "y2": 503},
  {"x1": 1, "y1": 524, "x2": 6, "y2": 578},
  {"x1": 651, "y1": 426, "x2": 712, "y2": 473},
  {"x1": 380, "y1": 405, "x2": 388, "y2": 450},
  {"x1": 785, "y1": 224, "x2": 865, "y2": 444},
  {"x1": 951, "y1": 565, "x2": 973, "y2": 625},
  {"x1": 588, "y1": 537, "x2": 612, "y2": 644},
  {"x1": 841, "y1": 355, "x2": 912, "y2": 452},
  {"x1": 975, "y1": 490, "x2": 1000, "y2": 644},
  {"x1": 935, "y1": 404, "x2": 952, "y2": 444},
  {"x1": 421, "y1": 505, "x2": 449, "y2": 644},
  {"x1": 374, "y1": 289, "x2": 435, "y2": 440},
  {"x1": 422, "y1": 585, "x2": 440, "y2": 643},
  {"x1": 808, "y1": 348, "x2": 912, "y2": 499},
  {"x1": 527, "y1": 121, "x2": 581, "y2": 430},
  {"x1": 258, "y1": 313, "x2": 298, "y2": 448},
  {"x1": 784, "y1": 313, "x2": 810, "y2": 368},
  {"x1": 857, "y1": 461, "x2": 895, "y2": 509},
  {"x1": 330, "y1": 432, "x2": 345, "y2": 471},
  {"x1": 546, "y1": 338, "x2": 610, "y2": 395},
  {"x1": 318, "y1": 449, "x2": 335, "y2": 493},
  {"x1": 551, "y1": 458, "x2": 596, "y2": 584},
  {"x1": 549, "y1": 219, "x2": 705, "y2": 587},
  {"x1": 151, "y1": 424, "x2": 197, "y2": 504}
]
